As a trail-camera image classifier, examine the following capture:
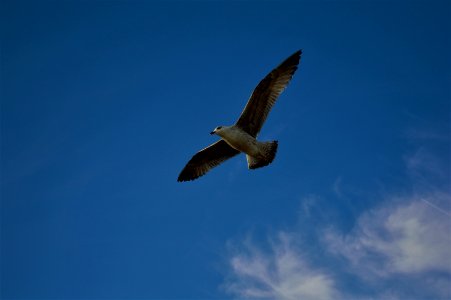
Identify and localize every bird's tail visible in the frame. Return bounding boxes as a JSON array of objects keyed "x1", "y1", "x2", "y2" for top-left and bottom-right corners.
[{"x1": 247, "y1": 141, "x2": 278, "y2": 169}]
